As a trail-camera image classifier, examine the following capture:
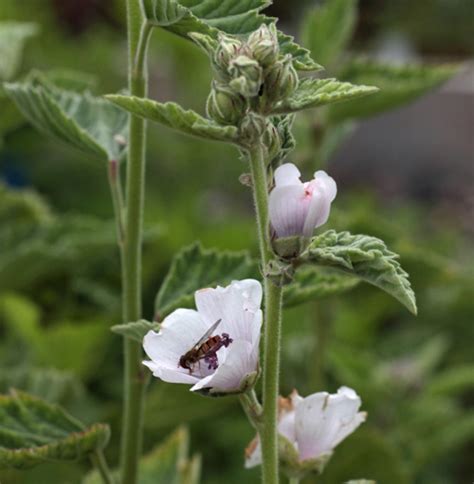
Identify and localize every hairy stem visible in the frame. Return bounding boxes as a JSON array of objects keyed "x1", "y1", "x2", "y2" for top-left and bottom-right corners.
[
  {"x1": 120, "y1": 2, "x2": 152, "y2": 484},
  {"x1": 91, "y1": 450, "x2": 116, "y2": 484},
  {"x1": 248, "y1": 142, "x2": 283, "y2": 484},
  {"x1": 240, "y1": 389, "x2": 263, "y2": 430}
]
